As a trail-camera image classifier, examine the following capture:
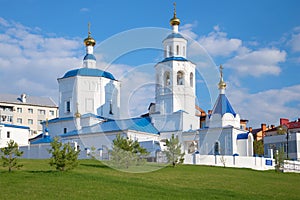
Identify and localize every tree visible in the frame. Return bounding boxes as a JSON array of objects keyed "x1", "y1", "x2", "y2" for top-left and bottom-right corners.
[
  {"x1": 253, "y1": 140, "x2": 264, "y2": 156},
  {"x1": 110, "y1": 134, "x2": 148, "y2": 168},
  {"x1": 165, "y1": 134, "x2": 185, "y2": 167},
  {"x1": 0, "y1": 140, "x2": 23, "y2": 172},
  {"x1": 48, "y1": 137, "x2": 80, "y2": 171}
]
